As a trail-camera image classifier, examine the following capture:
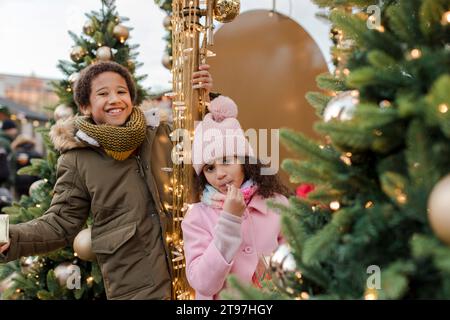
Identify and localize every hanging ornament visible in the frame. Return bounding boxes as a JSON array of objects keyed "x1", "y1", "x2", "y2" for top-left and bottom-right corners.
[
  {"x1": 53, "y1": 262, "x2": 79, "y2": 287},
  {"x1": 68, "y1": 72, "x2": 80, "y2": 84},
  {"x1": 113, "y1": 24, "x2": 129, "y2": 43},
  {"x1": 83, "y1": 20, "x2": 95, "y2": 36},
  {"x1": 20, "y1": 256, "x2": 42, "y2": 274},
  {"x1": 54, "y1": 104, "x2": 74, "y2": 121},
  {"x1": 323, "y1": 90, "x2": 360, "y2": 122},
  {"x1": 428, "y1": 174, "x2": 450, "y2": 245},
  {"x1": 29, "y1": 179, "x2": 46, "y2": 196},
  {"x1": 162, "y1": 53, "x2": 172, "y2": 69},
  {"x1": 214, "y1": 0, "x2": 241, "y2": 23},
  {"x1": 70, "y1": 46, "x2": 87, "y2": 62},
  {"x1": 163, "y1": 15, "x2": 172, "y2": 30},
  {"x1": 96, "y1": 46, "x2": 113, "y2": 61},
  {"x1": 269, "y1": 244, "x2": 302, "y2": 295},
  {"x1": 73, "y1": 227, "x2": 96, "y2": 262}
]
